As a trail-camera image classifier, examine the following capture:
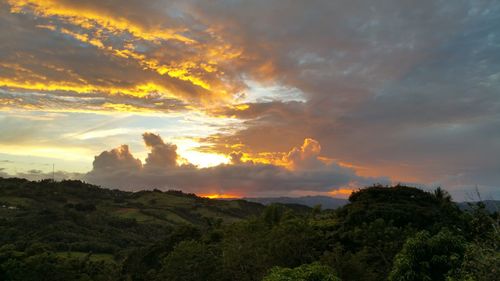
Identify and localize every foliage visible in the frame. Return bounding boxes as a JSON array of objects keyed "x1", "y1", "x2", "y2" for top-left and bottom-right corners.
[
  {"x1": 0, "y1": 252, "x2": 119, "y2": 281},
  {"x1": 447, "y1": 202, "x2": 500, "y2": 281},
  {"x1": 0, "y1": 178, "x2": 498, "y2": 281},
  {"x1": 157, "y1": 240, "x2": 223, "y2": 281},
  {"x1": 263, "y1": 263, "x2": 341, "y2": 281},
  {"x1": 446, "y1": 240, "x2": 500, "y2": 281},
  {"x1": 388, "y1": 229, "x2": 466, "y2": 281},
  {"x1": 344, "y1": 185, "x2": 464, "y2": 230}
]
